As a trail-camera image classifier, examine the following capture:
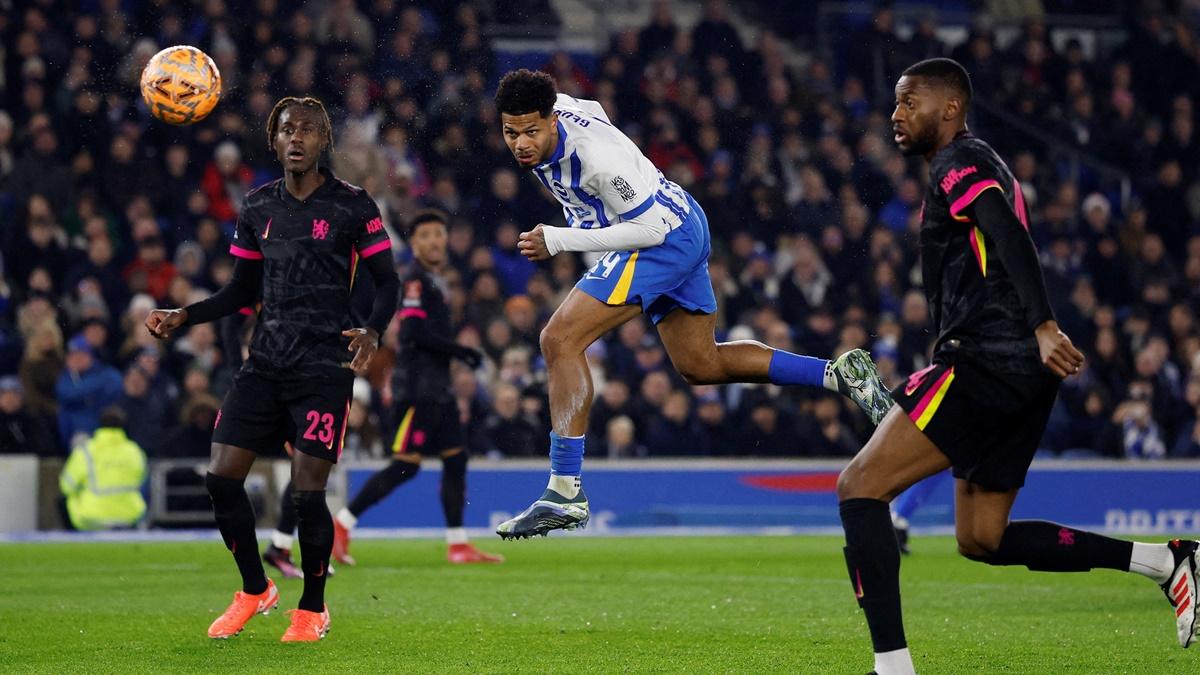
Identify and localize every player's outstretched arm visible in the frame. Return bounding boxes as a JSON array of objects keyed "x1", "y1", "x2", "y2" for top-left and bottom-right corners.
[
  {"x1": 521, "y1": 218, "x2": 670, "y2": 260},
  {"x1": 146, "y1": 258, "x2": 262, "y2": 340}
]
